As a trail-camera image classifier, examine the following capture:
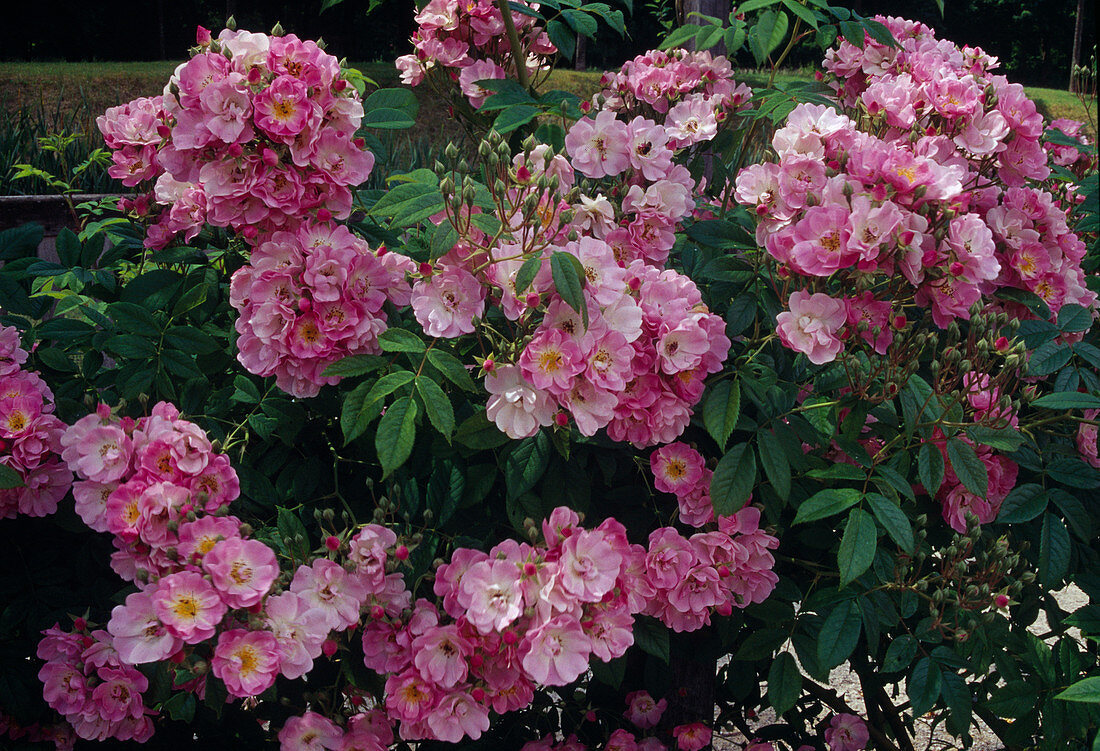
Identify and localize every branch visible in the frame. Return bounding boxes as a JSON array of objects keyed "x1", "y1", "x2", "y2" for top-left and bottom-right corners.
[
  {"x1": 495, "y1": 0, "x2": 531, "y2": 90},
  {"x1": 802, "y1": 680, "x2": 903, "y2": 751},
  {"x1": 851, "y1": 649, "x2": 915, "y2": 751}
]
